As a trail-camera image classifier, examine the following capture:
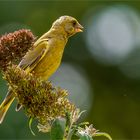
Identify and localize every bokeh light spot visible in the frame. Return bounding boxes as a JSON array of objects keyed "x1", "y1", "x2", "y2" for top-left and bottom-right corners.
[{"x1": 85, "y1": 5, "x2": 140, "y2": 65}]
